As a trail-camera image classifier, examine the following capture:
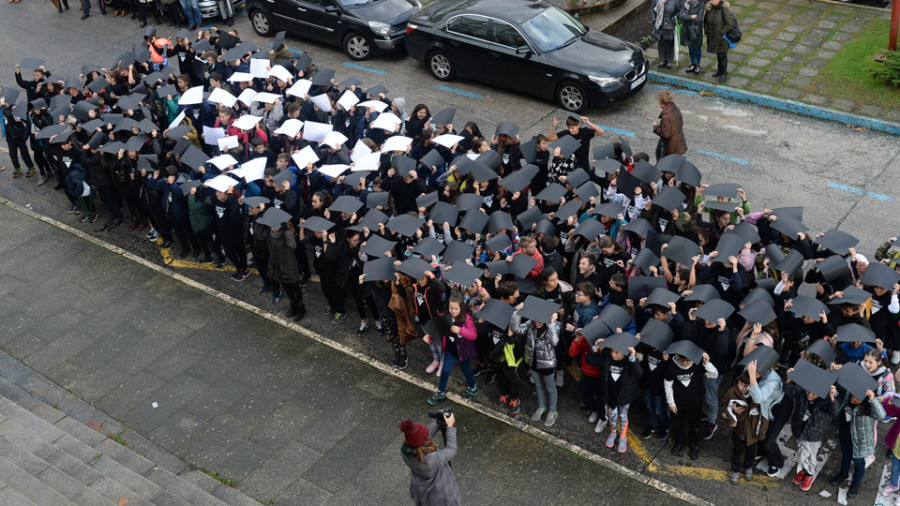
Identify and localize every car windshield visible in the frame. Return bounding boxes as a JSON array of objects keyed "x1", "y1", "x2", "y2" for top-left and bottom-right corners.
[
  {"x1": 339, "y1": 0, "x2": 377, "y2": 7},
  {"x1": 520, "y1": 6, "x2": 586, "y2": 53}
]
